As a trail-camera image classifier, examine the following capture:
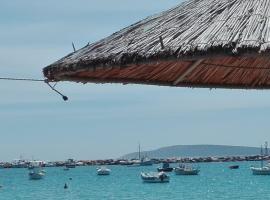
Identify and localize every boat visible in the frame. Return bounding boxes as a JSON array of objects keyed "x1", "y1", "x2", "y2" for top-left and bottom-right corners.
[
  {"x1": 175, "y1": 164, "x2": 200, "y2": 175},
  {"x1": 251, "y1": 166, "x2": 270, "y2": 175},
  {"x1": 28, "y1": 160, "x2": 44, "y2": 170},
  {"x1": 97, "y1": 166, "x2": 111, "y2": 175},
  {"x1": 129, "y1": 144, "x2": 153, "y2": 167},
  {"x1": 28, "y1": 161, "x2": 45, "y2": 180},
  {"x1": 65, "y1": 159, "x2": 76, "y2": 168},
  {"x1": 119, "y1": 160, "x2": 133, "y2": 166},
  {"x1": 157, "y1": 162, "x2": 174, "y2": 172},
  {"x1": 141, "y1": 172, "x2": 170, "y2": 183},
  {"x1": 12, "y1": 158, "x2": 28, "y2": 168},
  {"x1": 229, "y1": 165, "x2": 239, "y2": 169},
  {"x1": 140, "y1": 157, "x2": 153, "y2": 166},
  {"x1": 251, "y1": 145, "x2": 270, "y2": 175}
]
